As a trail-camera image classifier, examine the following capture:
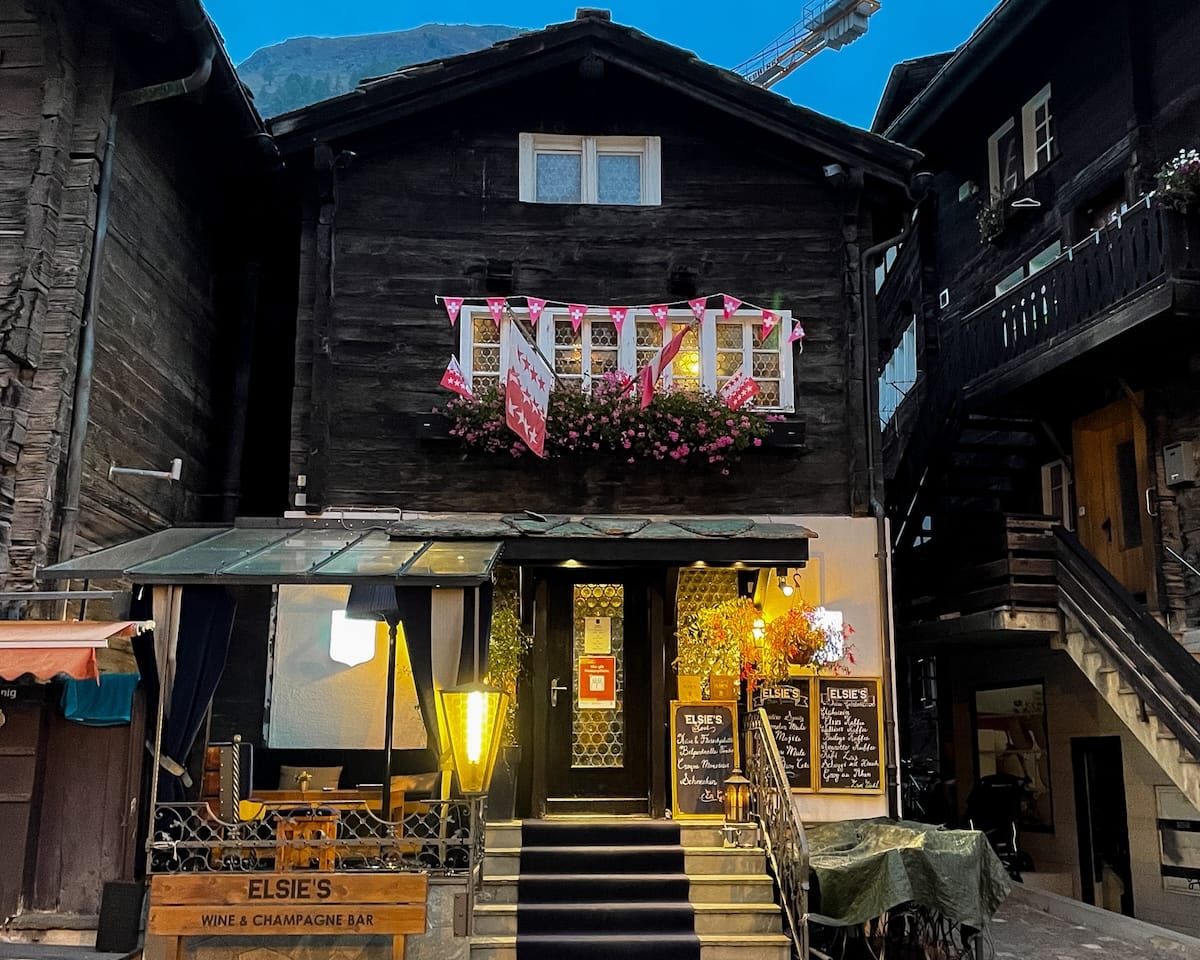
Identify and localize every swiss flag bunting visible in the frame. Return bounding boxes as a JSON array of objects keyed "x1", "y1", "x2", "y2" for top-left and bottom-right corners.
[
  {"x1": 486, "y1": 297, "x2": 507, "y2": 326},
  {"x1": 788, "y1": 321, "x2": 806, "y2": 344},
  {"x1": 526, "y1": 296, "x2": 547, "y2": 325},
  {"x1": 650, "y1": 304, "x2": 670, "y2": 330},
  {"x1": 722, "y1": 294, "x2": 742, "y2": 319},
  {"x1": 608, "y1": 306, "x2": 629, "y2": 334},
  {"x1": 442, "y1": 297, "x2": 464, "y2": 326},
  {"x1": 688, "y1": 297, "x2": 708, "y2": 322},
  {"x1": 439, "y1": 356, "x2": 474, "y2": 399},
  {"x1": 567, "y1": 303, "x2": 588, "y2": 332},
  {"x1": 761, "y1": 310, "x2": 779, "y2": 338},
  {"x1": 719, "y1": 368, "x2": 761, "y2": 410}
]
